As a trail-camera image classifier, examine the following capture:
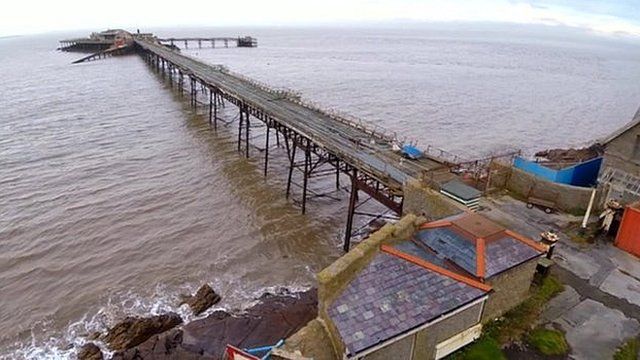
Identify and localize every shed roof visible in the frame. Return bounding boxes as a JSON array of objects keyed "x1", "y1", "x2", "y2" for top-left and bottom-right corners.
[
  {"x1": 415, "y1": 214, "x2": 544, "y2": 279},
  {"x1": 327, "y1": 252, "x2": 487, "y2": 356}
]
